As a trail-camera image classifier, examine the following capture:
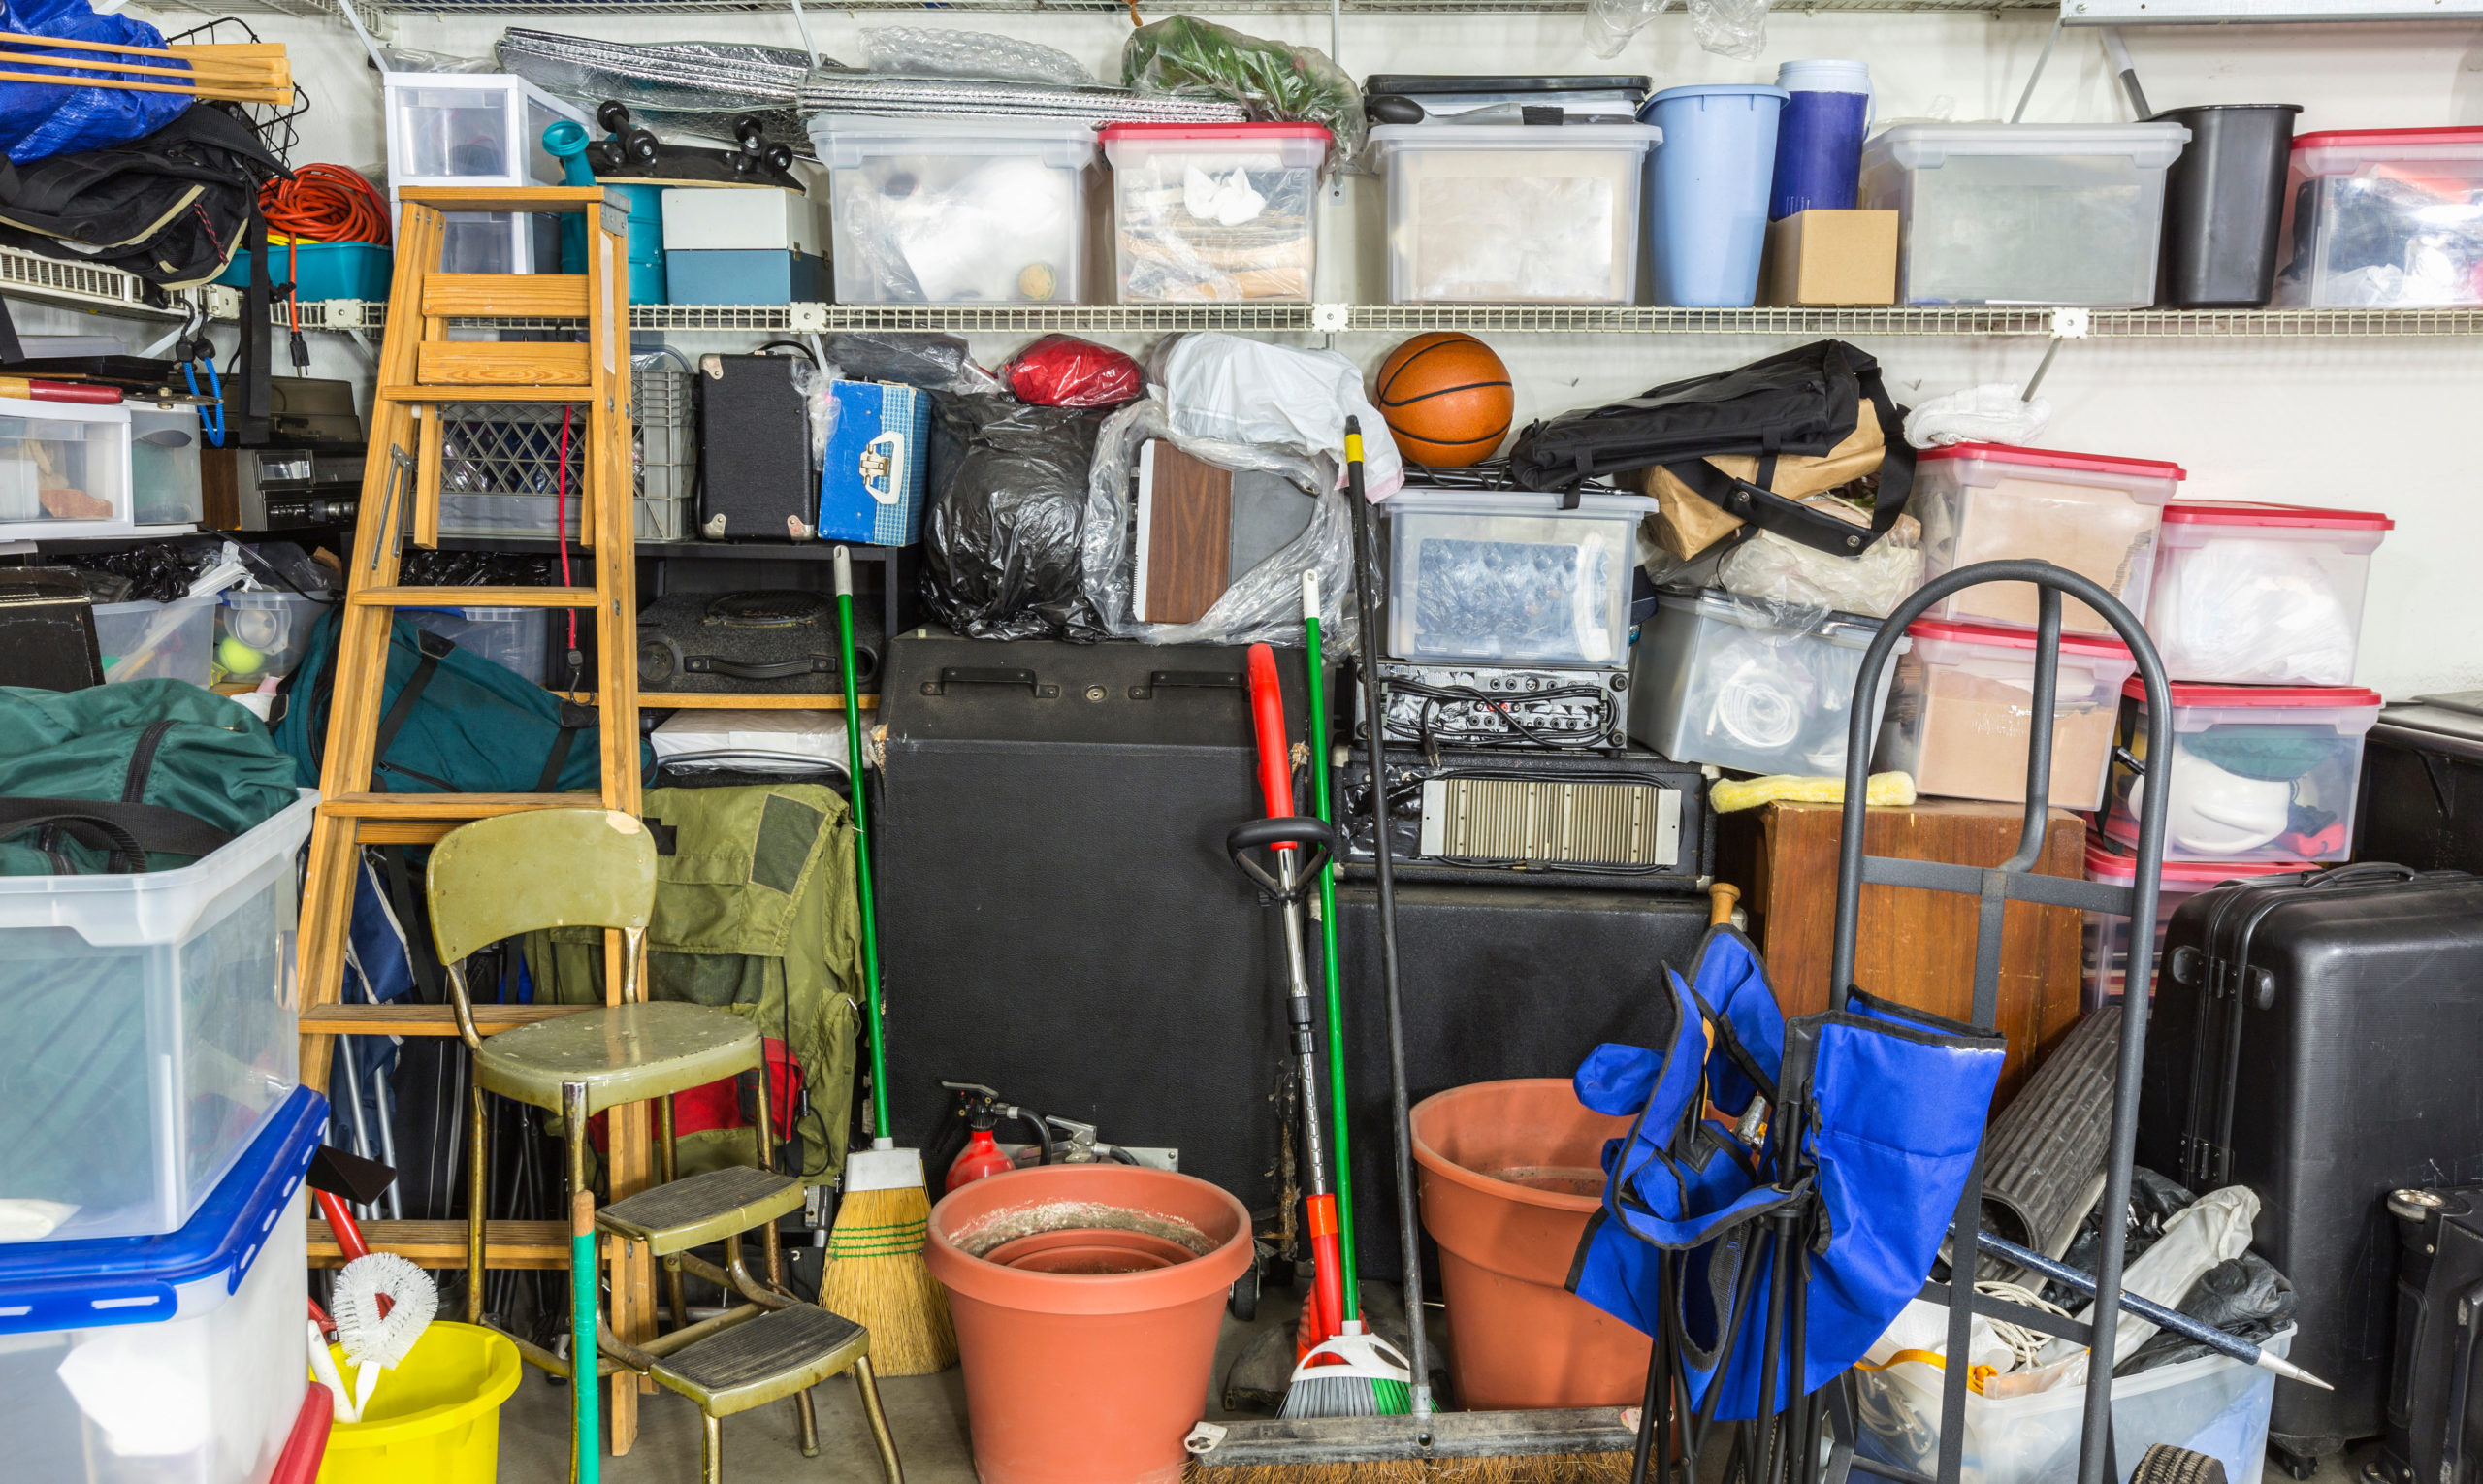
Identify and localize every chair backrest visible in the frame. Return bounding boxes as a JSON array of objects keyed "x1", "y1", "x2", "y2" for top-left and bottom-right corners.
[{"x1": 426, "y1": 809, "x2": 658, "y2": 965}]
